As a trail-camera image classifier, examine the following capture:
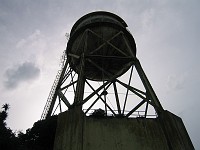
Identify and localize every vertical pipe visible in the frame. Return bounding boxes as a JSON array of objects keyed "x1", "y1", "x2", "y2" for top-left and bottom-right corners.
[
  {"x1": 73, "y1": 30, "x2": 88, "y2": 110},
  {"x1": 103, "y1": 80, "x2": 107, "y2": 116}
]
